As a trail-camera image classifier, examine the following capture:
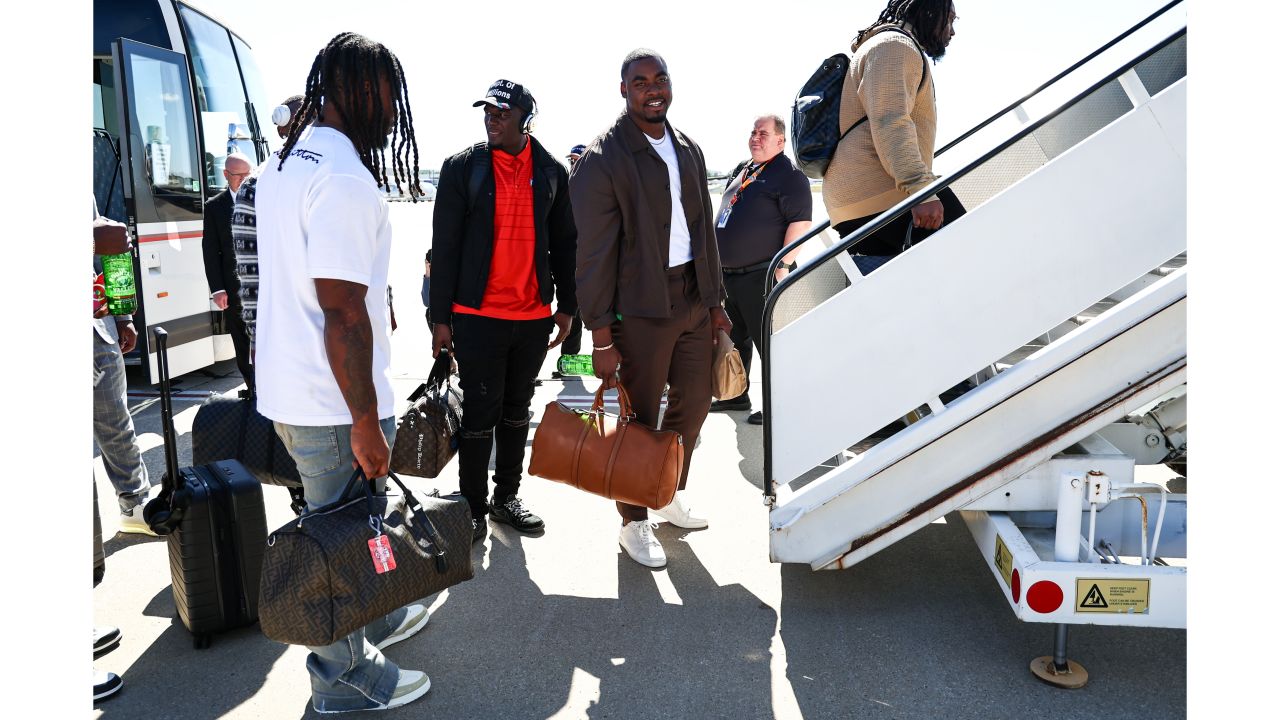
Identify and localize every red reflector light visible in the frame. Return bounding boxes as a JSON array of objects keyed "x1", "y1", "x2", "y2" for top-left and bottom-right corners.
[
  {"x1": 1027, "y1": 581, "x2": 1064, "y2": 614},
  {"x1": 1011, "y1": 569, "x2": 1021, "y2": 603}
]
